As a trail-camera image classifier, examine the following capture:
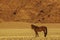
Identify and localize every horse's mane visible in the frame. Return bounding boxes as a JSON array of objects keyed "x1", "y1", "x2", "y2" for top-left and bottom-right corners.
[
  {"x1": 31, "y1": 24, "x2": 39, "y2": 28},
  {"x1": 31, "y1": 24, "x2": 47, "y2": 28}
]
